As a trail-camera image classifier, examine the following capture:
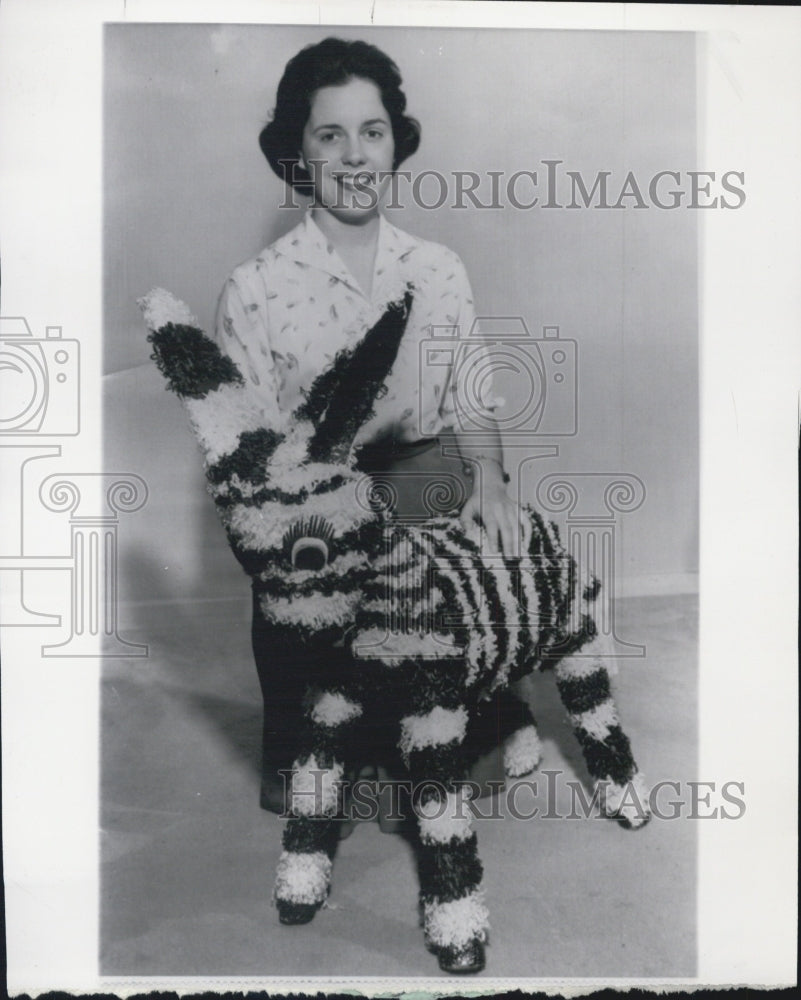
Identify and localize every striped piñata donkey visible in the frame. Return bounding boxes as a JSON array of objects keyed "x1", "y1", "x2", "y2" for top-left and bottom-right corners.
[{"x1": 140, "y1": 286, "x2": 650, "y2": 975}]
